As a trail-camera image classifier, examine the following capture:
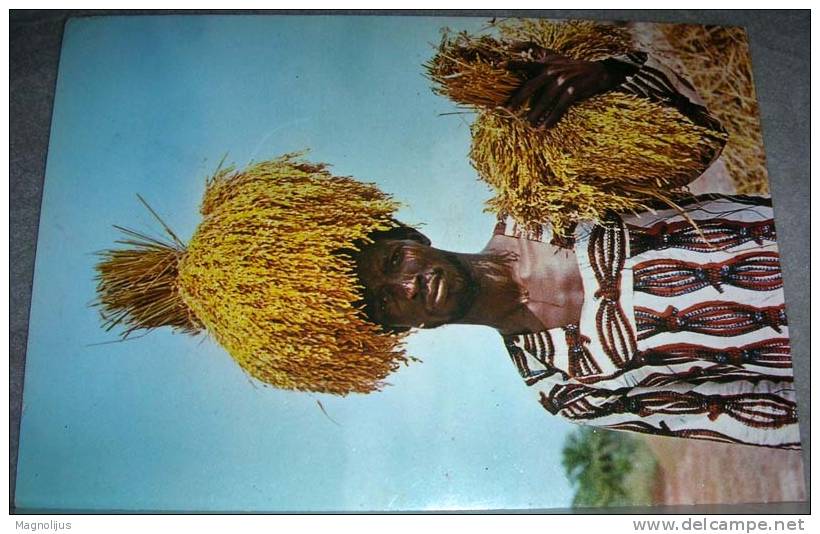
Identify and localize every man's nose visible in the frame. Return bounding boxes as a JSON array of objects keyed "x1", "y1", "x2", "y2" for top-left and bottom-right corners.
[{"x1": 394, "y1": 274, "x2": 421, "y2": 300}]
